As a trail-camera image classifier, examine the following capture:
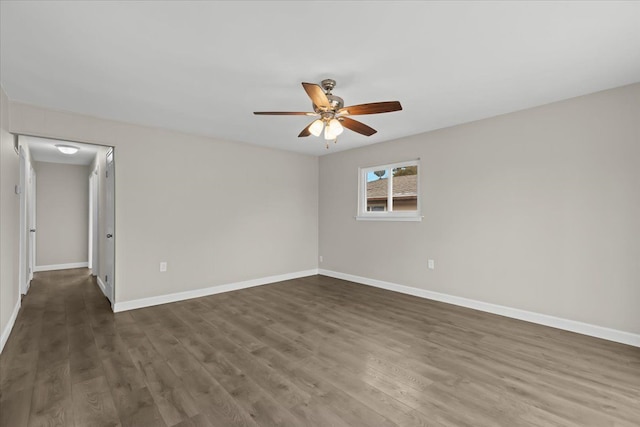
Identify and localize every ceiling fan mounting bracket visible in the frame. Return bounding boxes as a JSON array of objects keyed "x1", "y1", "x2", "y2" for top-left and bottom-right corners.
[{"x1": 321, "y1": 78, "x2": 336, "y2": 93}]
